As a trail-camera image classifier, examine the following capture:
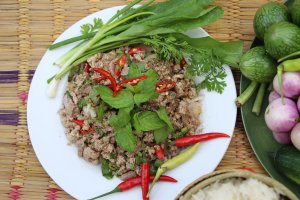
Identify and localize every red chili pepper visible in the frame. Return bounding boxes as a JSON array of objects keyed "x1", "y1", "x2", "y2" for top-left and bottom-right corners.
[
  {"x1": 128, "y1": 47, "x2": 145, "y2": 56},
  {"x1": 84, "y1": 63, "x2": 91, "y2": 73},
  {"x1": 92, "y1": 68, "x2": 117, "y2": 93},
  {"x1": 73, "y1": 119, "x2": 84, "y2": 127},
  {"x1": 175, "y1": 132, "x2": 230, "y2": 147},
  {"x1": 141, "y1": 163, "x2": 150, "y2": 200},
  {"x1": 155, "y1": 81, "x2": 176, "y2": 93},
  {"x1": 73, "y1": 120, "x2": 94, "y2": 135},
  {"x1": 154, "y1": 144, "x2": 165, "y2": 160},
  {"x1": 92, "y1": 76, "x2": 107, "y2": 82},
  {"x1": 89, "y1": 175, "x2": 177, "y2": 199},
  {"x1": 180, "y1": 58, "x2": 187, "y2": 67},
  {"x1": 114, "y1": 55, "x2": 127, "y2": 76},
  {"x1": 120, "y1": 75, "x2": 148, "y2": 86}
]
